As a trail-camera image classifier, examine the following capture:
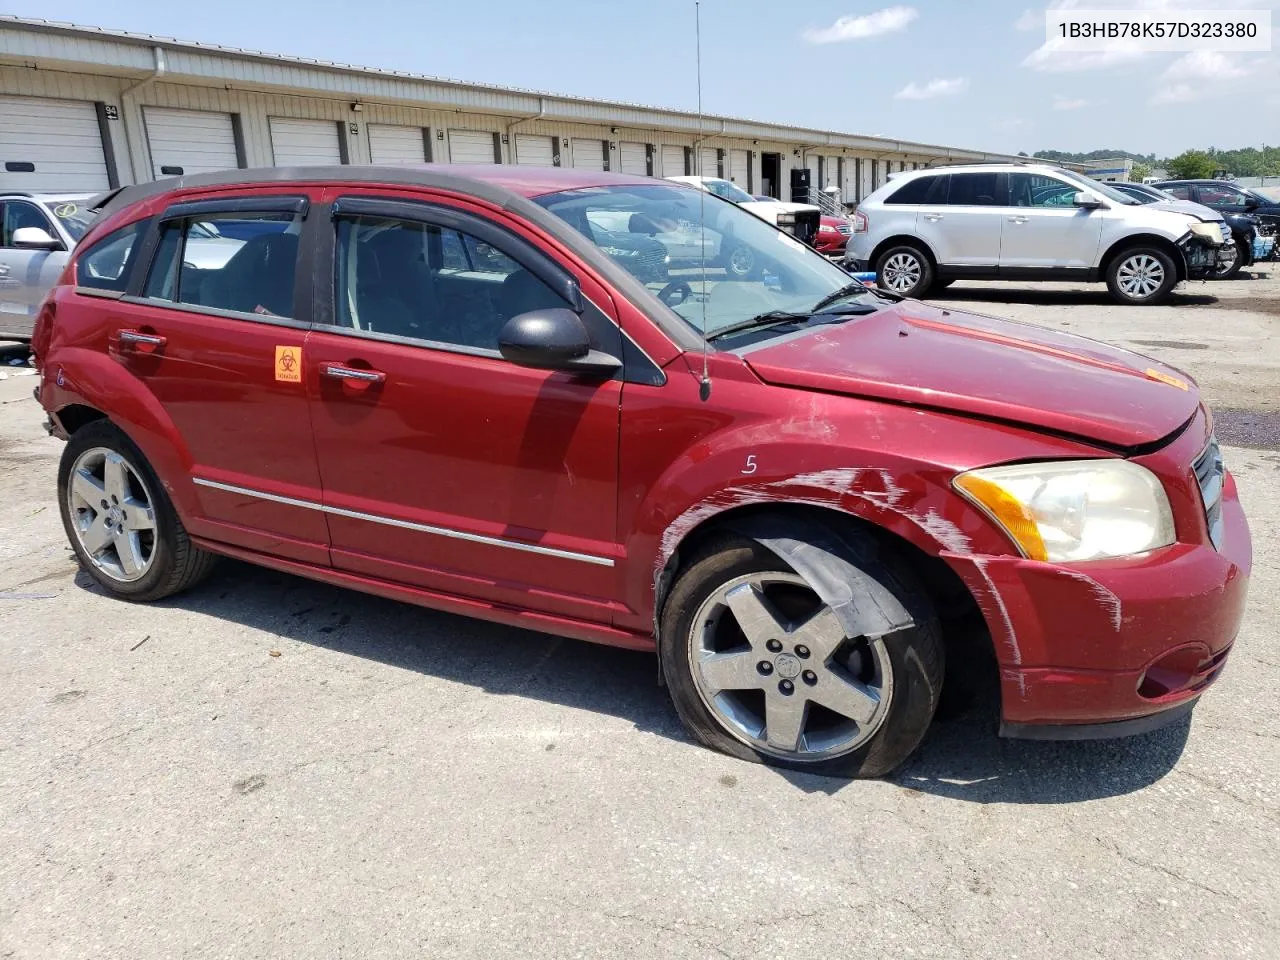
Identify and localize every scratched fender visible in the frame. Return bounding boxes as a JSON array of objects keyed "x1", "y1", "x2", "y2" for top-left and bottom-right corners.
[{"x1": 42, "y1": 345, "x2": 199, "y2": 519}]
